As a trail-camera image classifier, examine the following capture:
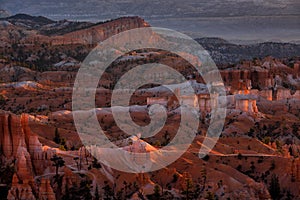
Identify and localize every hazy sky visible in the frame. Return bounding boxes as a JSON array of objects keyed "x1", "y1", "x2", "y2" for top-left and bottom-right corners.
[{"x1": 1, "y1": 0, "x2": 299, "y2": 43}]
